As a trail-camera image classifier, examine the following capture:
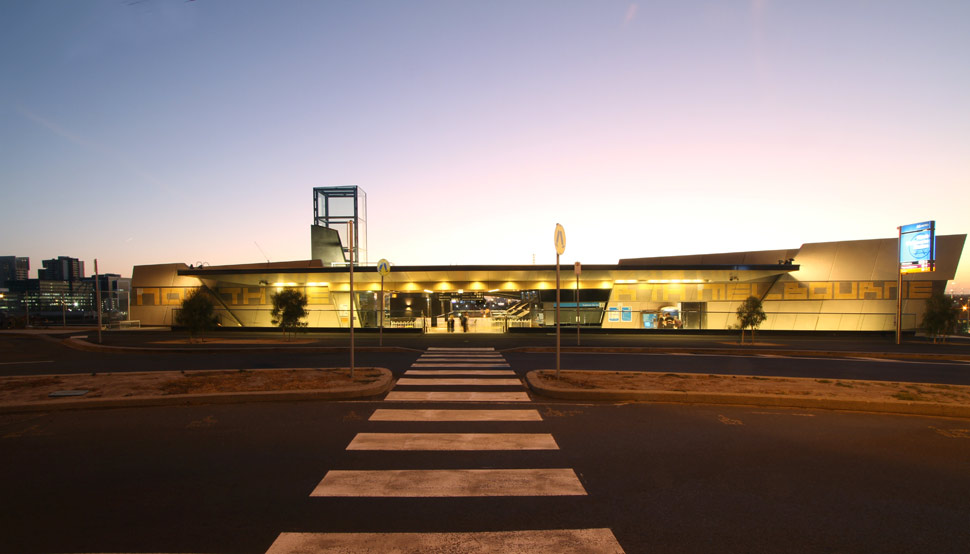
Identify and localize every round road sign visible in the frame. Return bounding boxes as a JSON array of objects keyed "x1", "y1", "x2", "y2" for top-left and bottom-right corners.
[
  {"x1": 554, "y1": 224, "x2": 566, "y2": 255},
  {"x1": 377, "y1": 259, "x2": 391, "y2": 276}
]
